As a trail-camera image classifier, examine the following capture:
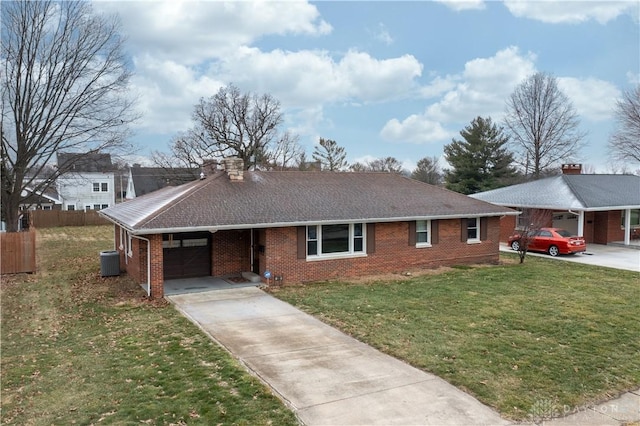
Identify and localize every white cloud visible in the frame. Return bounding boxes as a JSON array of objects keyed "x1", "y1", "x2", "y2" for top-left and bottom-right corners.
[
  {"x1": 382, "y1": 46, "x2": 537, "y2": 144},
  {"x1": 96, "y1": 0, "x2": 331, "y2": 64},
  {"x1": 503, "y1": 0, "x2": 638, "y2": 24},
  {"x1": 558, "y1": 77, "x2": 621, "y2": 121},
  {"x1": 381, "y1": 116, "x2": 452, "y2": 144},
  {"x1": 419, "y1": 75, "x2": 459, "y2": 98},
  {"x1": 436, "y1": 0, "x2": 486, "y2": 11},
  {"x1": 426, "y1": 46, "x2": 536, "y2": 121},
  {"x1": 212, "y1": 48, "x2": 423, "y2": 107},
  {"x1": 130, "y1": 55, "x2": 224, "y2": 133},
  {"x1": 102, "y1": 0, "x2": 423, "y2": 137},
  {"x1": 627, "y1": 72, "x2": 640, "y2": 85},
  {"x1": 373, "y1": 23, "x2": 394, "y2": 45}
]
